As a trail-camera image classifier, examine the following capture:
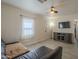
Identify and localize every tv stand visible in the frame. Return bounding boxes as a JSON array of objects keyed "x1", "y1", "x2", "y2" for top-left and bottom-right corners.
[{"x1": 54, "y1": 32, "x2": 73, "y2": 43}]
